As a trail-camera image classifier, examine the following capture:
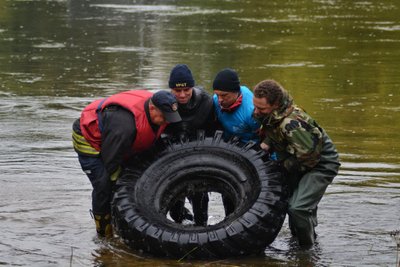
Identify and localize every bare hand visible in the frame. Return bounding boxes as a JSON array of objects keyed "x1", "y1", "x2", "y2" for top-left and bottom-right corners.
[{"x1": 260, "y1": 143, "x2": 270, "y2": 151}]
